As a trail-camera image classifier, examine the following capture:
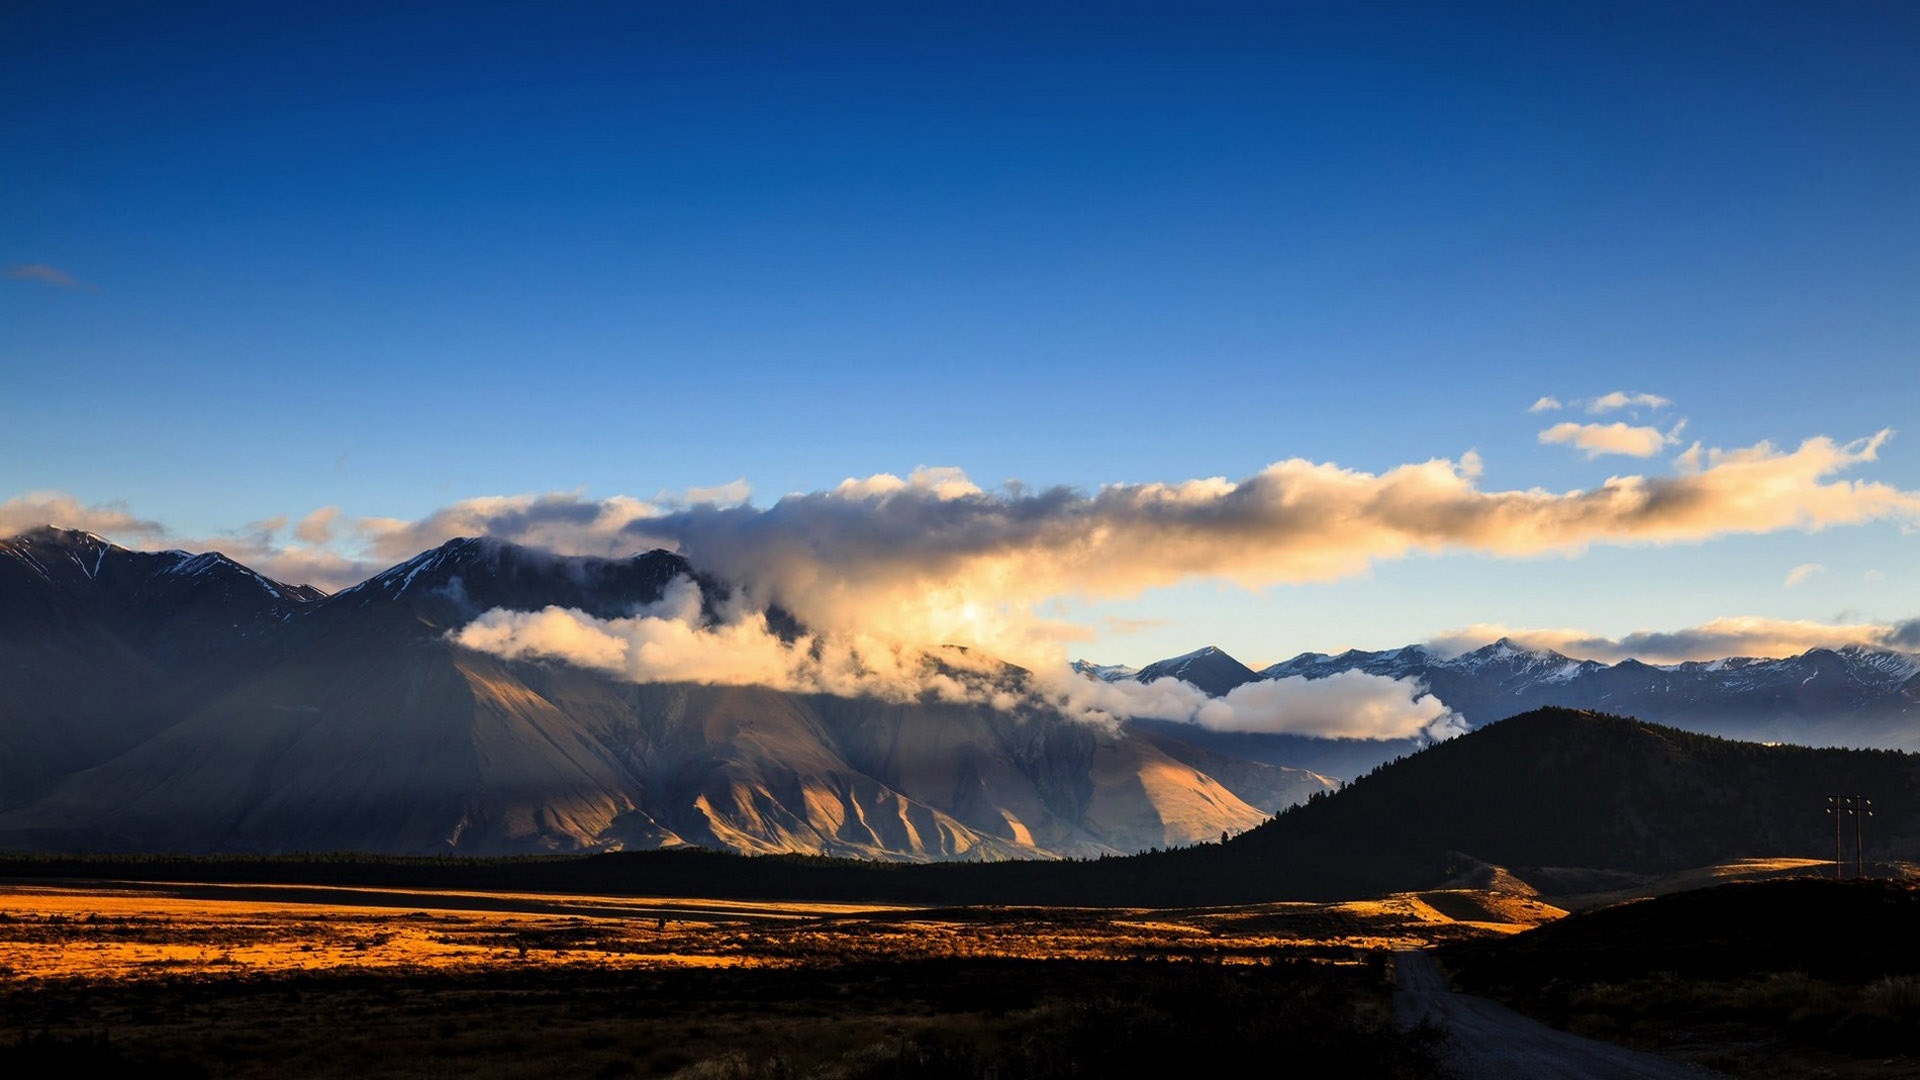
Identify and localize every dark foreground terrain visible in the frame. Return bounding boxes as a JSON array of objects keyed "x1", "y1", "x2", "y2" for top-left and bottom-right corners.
[
  {"x1": 1443, "y1": 878, "x2": 1920, "y2": 1079},
  {"x1": 3, "y1": 954, "x2": 1438, "y2": 1080},
  {"x1": 1394, "y1": 949, "x2": 1722, "y2": 1080}
]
